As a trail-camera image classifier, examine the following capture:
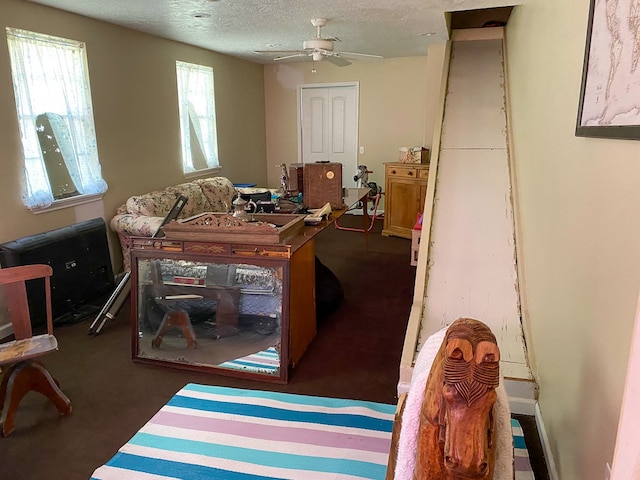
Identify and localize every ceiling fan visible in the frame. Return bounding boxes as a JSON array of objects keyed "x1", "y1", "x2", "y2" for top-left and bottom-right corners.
[{"x1": 254, "y1": 18, "x2": 383, "y2": 67}]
